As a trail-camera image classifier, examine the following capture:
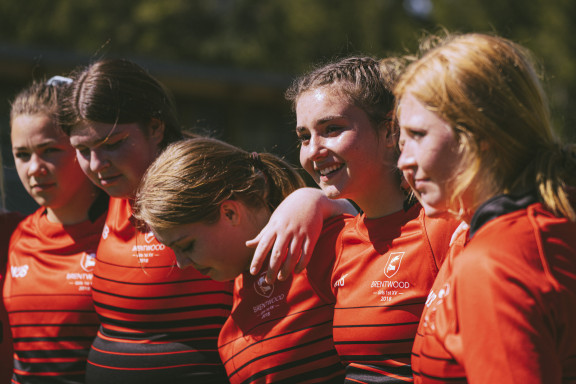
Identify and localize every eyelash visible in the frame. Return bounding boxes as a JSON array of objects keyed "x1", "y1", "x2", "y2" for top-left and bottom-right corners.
[{"x1": 181, "y1": 242, "x2": 195, "y2": 253}]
